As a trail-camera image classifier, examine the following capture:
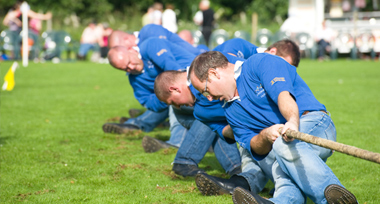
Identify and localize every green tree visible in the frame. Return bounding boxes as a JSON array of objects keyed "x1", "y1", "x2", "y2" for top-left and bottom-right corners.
[{"x1": 247, "y1": 0, "x2": 288, "y2": 24}]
